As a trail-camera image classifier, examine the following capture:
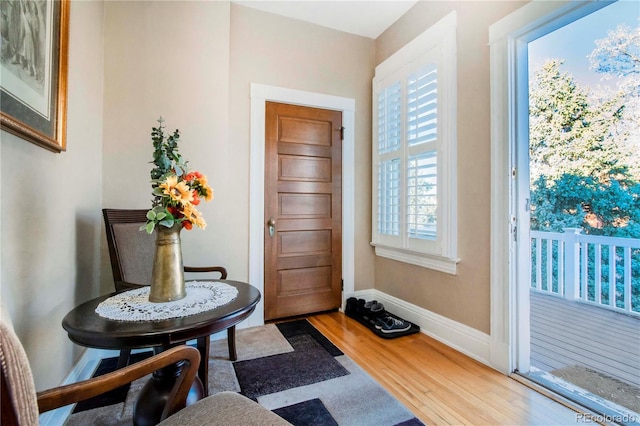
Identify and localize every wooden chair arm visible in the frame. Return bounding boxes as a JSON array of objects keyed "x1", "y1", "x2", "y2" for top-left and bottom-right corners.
[
  {"x1": 36, "y1": 345, "x2": 200, "y2": 420},
  {"x1": 183, "y1": 266, "x2": 228, "y2": 279}
]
